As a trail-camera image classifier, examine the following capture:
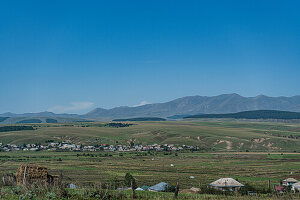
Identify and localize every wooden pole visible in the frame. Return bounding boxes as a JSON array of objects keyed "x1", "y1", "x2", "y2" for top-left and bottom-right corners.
[
  {"x1": 174, "y1": 182, "x2": 179, "y2": 199},
  {"x1": 131, "y1": 179, "x2": 136, "y2": 199},
  {"x1": 22, "y1": 166, "x2": 27, "y2": 186}
]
